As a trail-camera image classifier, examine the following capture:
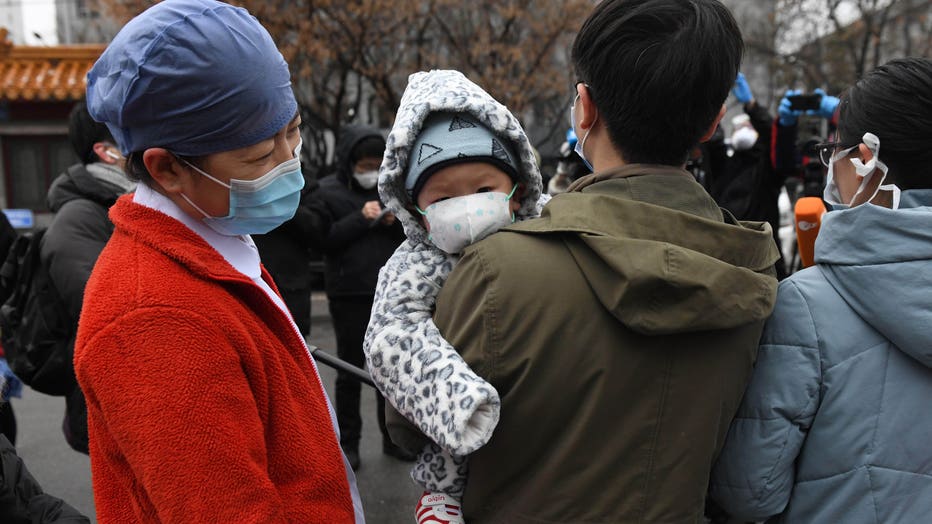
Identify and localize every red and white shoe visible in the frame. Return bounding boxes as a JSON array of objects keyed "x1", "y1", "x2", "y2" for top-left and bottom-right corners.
[{"x1": 415, "y1": 491, "x2": 465, "y2": 524}]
